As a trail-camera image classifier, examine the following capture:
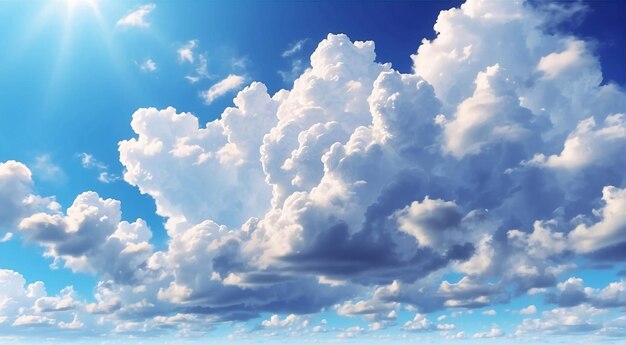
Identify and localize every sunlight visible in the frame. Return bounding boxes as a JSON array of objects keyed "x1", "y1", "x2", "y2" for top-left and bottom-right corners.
[
  {"x1": 64, "y1": 0, "x2": 99, "y2": 12},
  {"x1": 64, "y1": 0, "x2": 100, "y2": 21}
]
